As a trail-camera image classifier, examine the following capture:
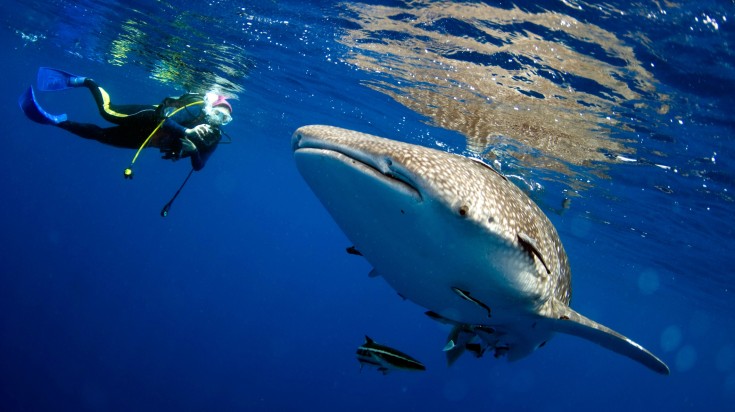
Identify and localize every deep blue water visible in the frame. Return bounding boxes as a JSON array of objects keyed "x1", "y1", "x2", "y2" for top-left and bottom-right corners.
[{"x1": 1, "y1": 0, "x2": 734, "y2": 411}]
